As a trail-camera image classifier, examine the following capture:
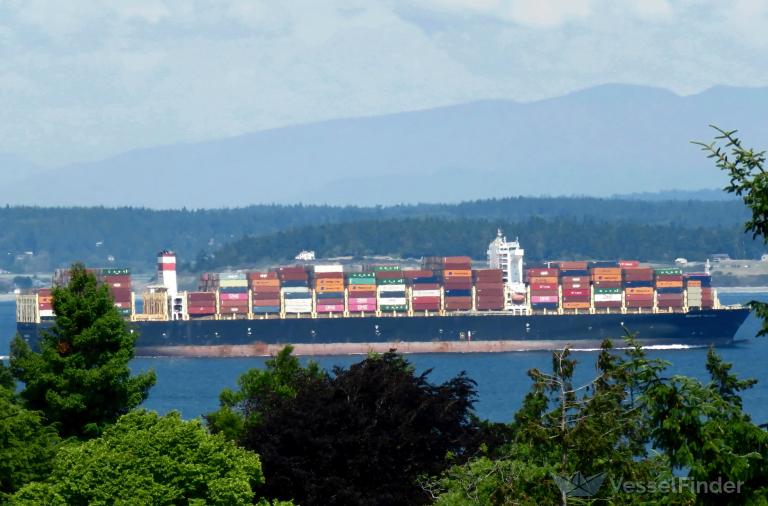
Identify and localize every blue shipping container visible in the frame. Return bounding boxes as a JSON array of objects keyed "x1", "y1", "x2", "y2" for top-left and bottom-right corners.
[{"x1": 445, "y1": 289, "x2": 471, "y2": 297}]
